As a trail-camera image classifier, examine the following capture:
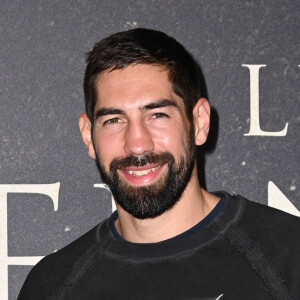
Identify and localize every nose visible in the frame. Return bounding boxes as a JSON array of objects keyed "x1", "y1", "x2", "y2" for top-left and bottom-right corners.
[{"x1": 124, "y1": 120, "x2": 154, "y2": 155}]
